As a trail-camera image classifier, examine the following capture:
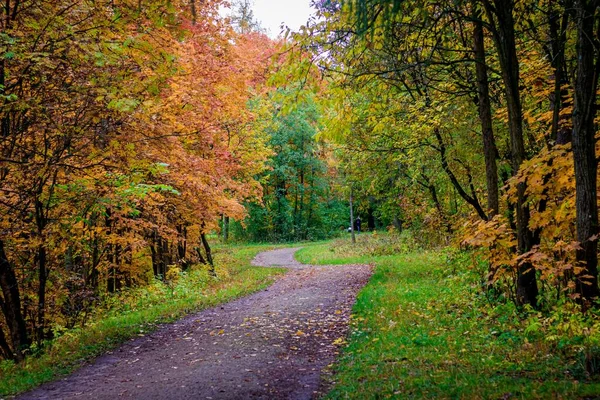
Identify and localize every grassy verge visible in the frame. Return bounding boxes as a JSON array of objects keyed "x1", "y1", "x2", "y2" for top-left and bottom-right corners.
[
  {"x1": 297, "y1": 236, "x2": 600, "y2": 399},
  {"x1": 0, "y1": 243, "x2": 285, "y2": 397}
]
